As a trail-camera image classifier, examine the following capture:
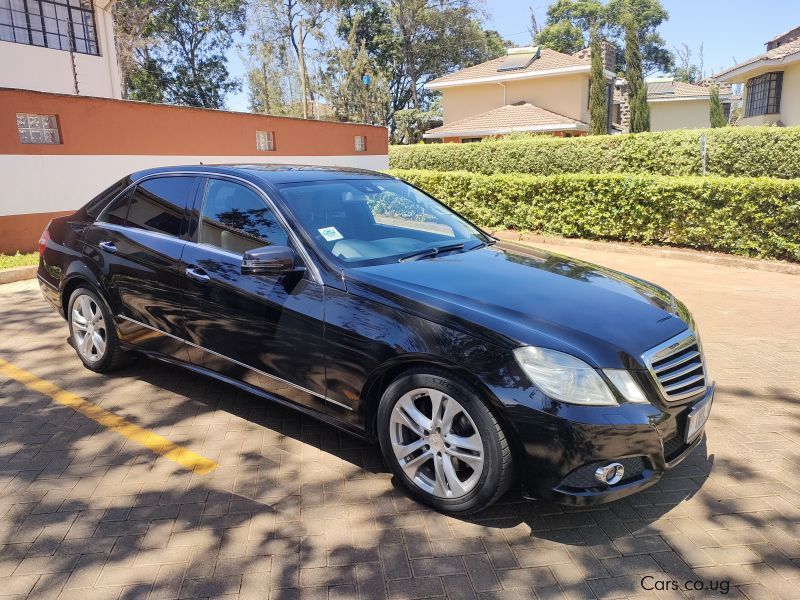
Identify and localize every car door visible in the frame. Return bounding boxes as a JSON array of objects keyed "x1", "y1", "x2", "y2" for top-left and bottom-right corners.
[
  {"x1": 83, "y1": 175, "x2": 200, "y2": 360},
  {"x1": 181, "y1": 176, "x2": 328, "y2": 413}
]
